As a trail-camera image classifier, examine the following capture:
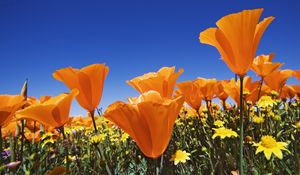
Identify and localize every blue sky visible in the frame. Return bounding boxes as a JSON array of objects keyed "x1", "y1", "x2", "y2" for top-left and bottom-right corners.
[{"x1": 0, "y1": 0, "x2": 299, "y2": 115}]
